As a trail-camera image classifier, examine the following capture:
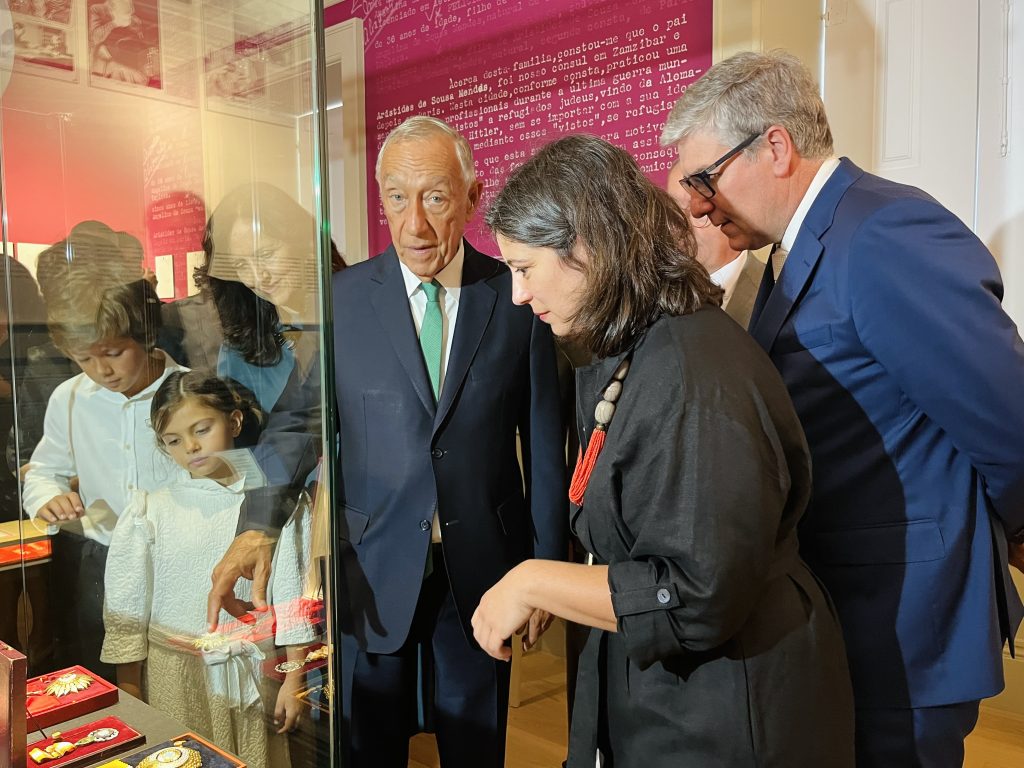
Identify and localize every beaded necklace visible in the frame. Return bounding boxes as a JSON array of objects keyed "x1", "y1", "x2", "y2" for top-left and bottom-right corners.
[{"x1": 568, "y1": 355, "x2": 631, "y2": 505}]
